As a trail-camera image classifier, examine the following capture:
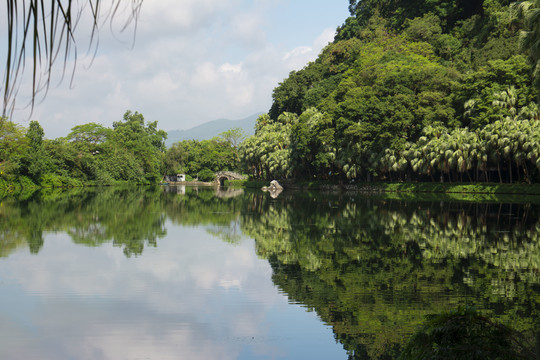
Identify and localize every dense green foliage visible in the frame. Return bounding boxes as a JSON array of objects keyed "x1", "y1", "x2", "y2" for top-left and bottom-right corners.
[
  {"x1": 241, "y1": 0, "x2": 540, "y2": 184},
  {"x1": 1, "y1": 108, "x2": 242, "y2": 189},
  {"x1": 0, "y1": 111, "x2": 168, "y2": 188},
  {"x1": 163, "y1": 130, "x2": 242, "y2": 179}
]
